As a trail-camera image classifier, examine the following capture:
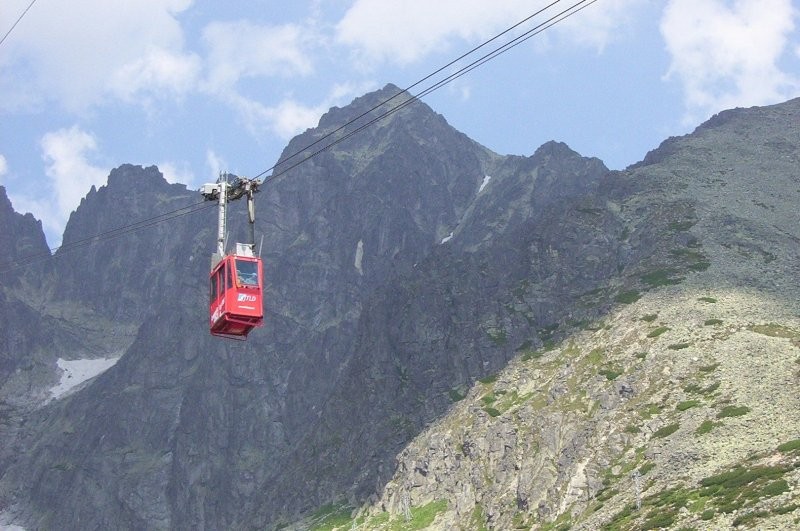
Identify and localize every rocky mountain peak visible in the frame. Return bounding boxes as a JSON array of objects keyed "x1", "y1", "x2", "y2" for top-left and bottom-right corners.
[
  {"x1": 0, "y1": 185, "x2": 50, "y2": 281},
  {"x1": 277, "y1": 83, "x2": 468, "y2": 174},
  {"x1": 339, "y1": 95, "x2": 800, "y2": 531},
  {"x1": 532, "y1": 139, "x2": 579, "y2": 159},
  {"x1": 63, "y1": 164, "x2": 187, "y2": 245},
  {"x1": 695, "y1": 95, "x2": 800, "y2": 132},
  {"x1": 50, "y1": 164, "x2": 200, "y2": 321},
  {"x1": 316, "y1": 83, "x2": 408, "y2": 129},
  {"x1": 0, "y1": 184, "x2": 12, "y2": 210},
  {"x1": 105, "y1": 163, "x2": 172, "y2": 190},
  {"x1": 1, "y1": 91, "x2": 799, "y2": 531},
  {"x1": 636, "y1": 96, "x2": 800, "y2": 168}
]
